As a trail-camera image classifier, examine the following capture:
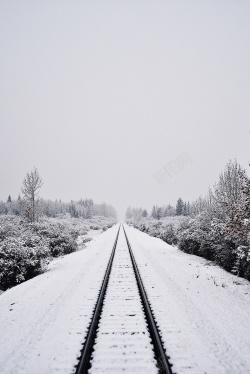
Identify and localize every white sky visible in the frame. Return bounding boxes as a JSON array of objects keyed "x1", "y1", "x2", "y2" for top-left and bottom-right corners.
[{"x1": 1, "y1": 0, "x2": 250, "y2": 219}]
